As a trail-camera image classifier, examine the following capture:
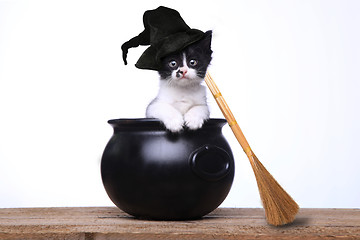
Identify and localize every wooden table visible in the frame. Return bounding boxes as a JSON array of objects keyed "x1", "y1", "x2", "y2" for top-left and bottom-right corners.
[{"x1": 0, "y1": 207, "x2": 359, "y2": 239}]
